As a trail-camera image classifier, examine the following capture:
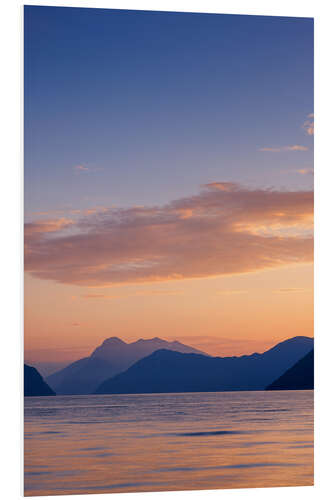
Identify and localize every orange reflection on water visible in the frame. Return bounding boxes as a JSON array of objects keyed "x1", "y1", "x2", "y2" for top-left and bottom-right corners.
[{"x1": 24, "y1": 390, "x2": 313, "y2": 496}]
